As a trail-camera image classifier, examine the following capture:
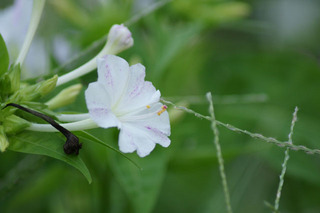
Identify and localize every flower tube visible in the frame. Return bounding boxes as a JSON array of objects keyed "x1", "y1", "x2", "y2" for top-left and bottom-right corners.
[{"x1": 56, "y1": 24, "x2": 133, "y2": 86}]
